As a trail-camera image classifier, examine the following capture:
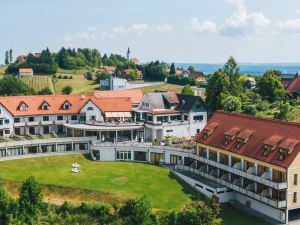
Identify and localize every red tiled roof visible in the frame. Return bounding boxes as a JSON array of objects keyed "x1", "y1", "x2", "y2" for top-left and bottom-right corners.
[
  {"x1": 287, "y1": 74, "x2": 300, "y2": 93},
  {"x1": 90, "y1": 96, "x2": 132, "y2": 112},
  {"x1": 93, "y1": 90, "x2": 143, "y2": 105},
  {"x1": 196, "y1": 110, "x2": 300, "y2": 168},
  {"x1": 263, "y1": 135, "x2": 283, "y2": 147},
  {"x1": 19, "y1": 68, "x2": 33, "y2": 73},
  {"x1": 224, "y1": 127, "x2": 240, "y2": 137},
  {"x1": 0, "y1": 94, "x2": 91, "y2": 116}
]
